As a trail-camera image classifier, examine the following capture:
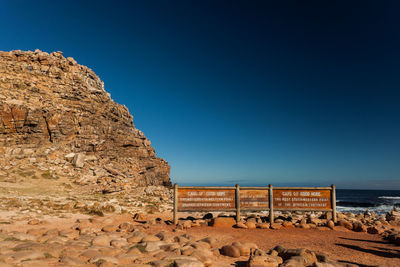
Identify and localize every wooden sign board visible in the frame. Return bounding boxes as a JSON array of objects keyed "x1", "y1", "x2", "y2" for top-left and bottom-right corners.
[
  {"x1": 173, "y1": 185, "x2": 336, "y2": 225},
  {"x1": 177, "y1": 188, "x2": 235, "y2": 211},
  {"x1": 240, "y1": 189, "x2": 269, "y2": 209},
  {"x1": 273, "y1": 189, "x2": 332, "y2": 210}
]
